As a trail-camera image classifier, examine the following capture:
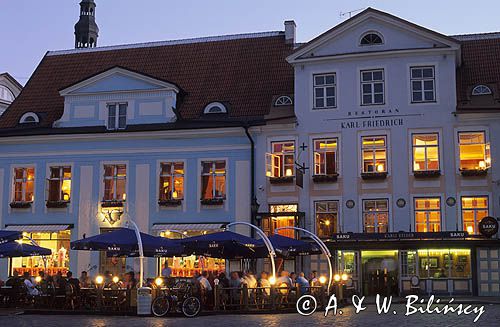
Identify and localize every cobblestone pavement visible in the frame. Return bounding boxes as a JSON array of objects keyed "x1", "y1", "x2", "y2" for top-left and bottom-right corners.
[{"x1": 1, "y1": 304, "x2": 499, "y2": 327}]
